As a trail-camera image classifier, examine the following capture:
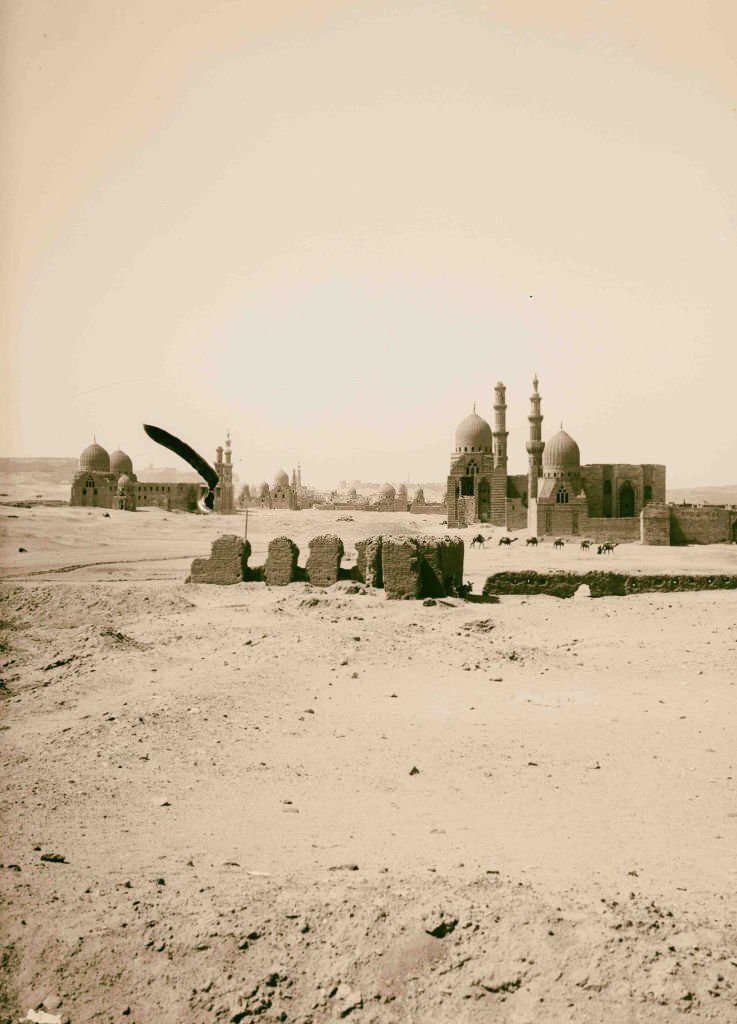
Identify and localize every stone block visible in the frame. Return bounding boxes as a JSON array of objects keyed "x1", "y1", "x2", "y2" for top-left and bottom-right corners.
[
  {"x1": 382, "y1": 535, "x2": 465, "y2": 600},
  {"x1": 264, "y1": 536, "x2": 300, "y2": 586},
  {"x1": 306, "y1": 534, "x2": 344, "y2": 587},
  {"x1": 189, "y1": 535, "x2": 250, "y2": 585},
  {"x1": 355, "y1": 536, "x2": 383, "y2": 588}
]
